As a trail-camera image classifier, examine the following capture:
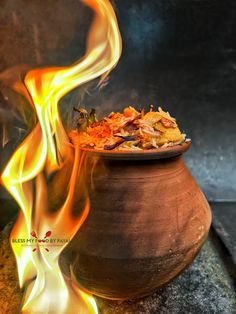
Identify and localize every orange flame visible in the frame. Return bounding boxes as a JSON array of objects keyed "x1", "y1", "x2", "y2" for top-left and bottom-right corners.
[{"x1": 1, "y1": 0, "x2": 122, "y2": 313}]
